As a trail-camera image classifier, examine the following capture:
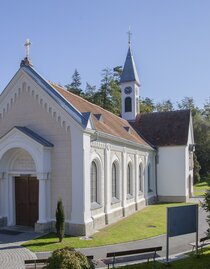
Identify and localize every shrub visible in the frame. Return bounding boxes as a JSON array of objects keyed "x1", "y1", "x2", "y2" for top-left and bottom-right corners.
[
  {"x1": 44, "y1": 247, "x2": 95, "y2": 269},
  {"x1": 202, "y1": 189, "x2": 210, "y2": 237},
  {"x1": 56, "y1": 199, "x2": 65, "y2": 242}
]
